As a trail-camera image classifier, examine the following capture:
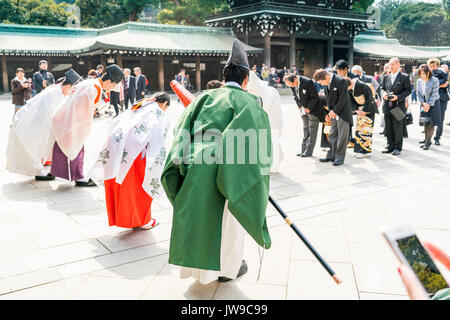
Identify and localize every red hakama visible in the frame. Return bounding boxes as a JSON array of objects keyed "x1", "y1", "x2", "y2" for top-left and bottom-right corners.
[{"x1": 104, "y1": 154, "x2": 153, "y2": 228}]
